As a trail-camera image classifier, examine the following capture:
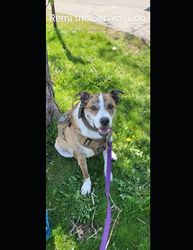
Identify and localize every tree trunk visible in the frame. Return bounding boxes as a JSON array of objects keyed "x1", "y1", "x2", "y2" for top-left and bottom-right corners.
[
  {"x1": 51, "y1": 1, "x2": 57, "y2": 29},
  {"x1": 46, "y1": 50, "x2": 60, "y2": 127}
]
